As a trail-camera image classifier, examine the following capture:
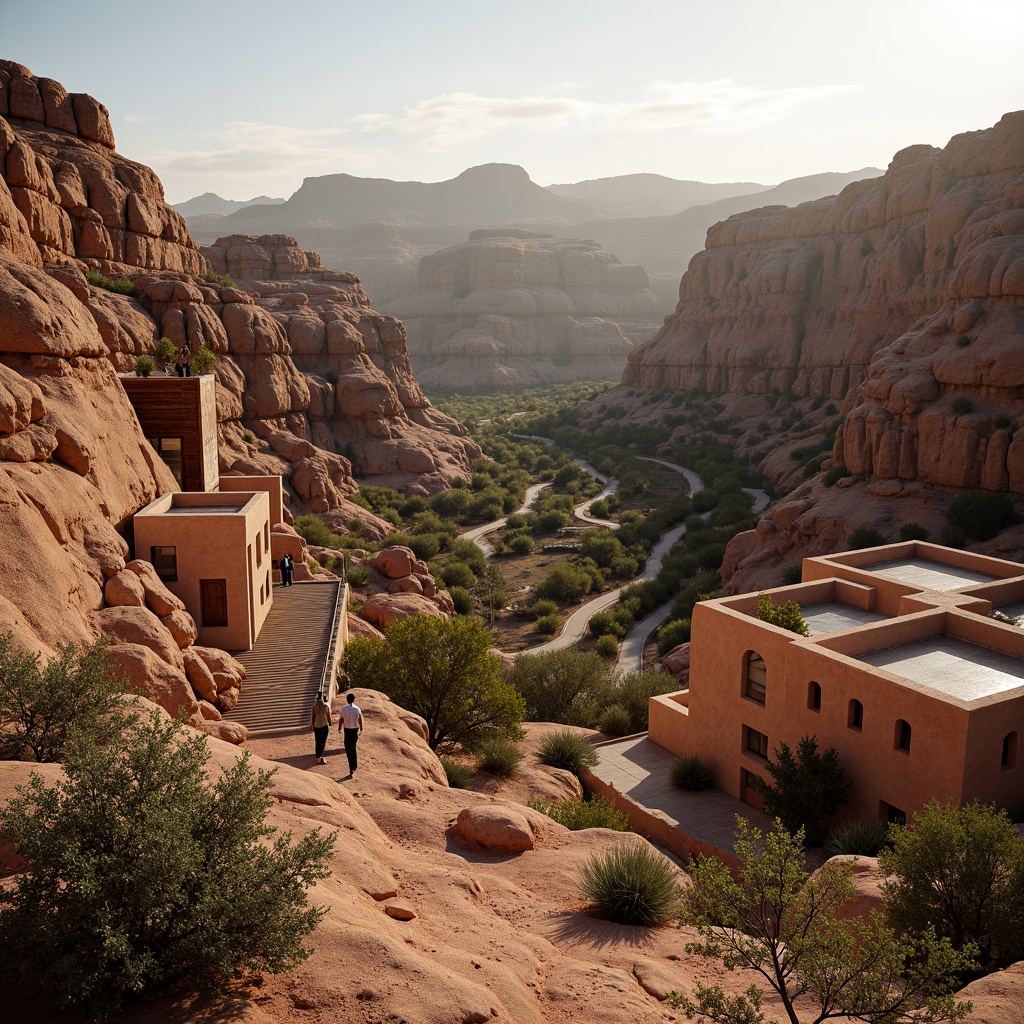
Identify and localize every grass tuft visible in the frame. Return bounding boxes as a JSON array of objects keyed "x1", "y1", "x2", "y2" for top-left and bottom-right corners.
[
  {"x1": 535, "y1": 730, "x2": 599, "y2": 776},
  {"x1": 578, "y1": 843, "x2": 681, "y2": 925}
]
